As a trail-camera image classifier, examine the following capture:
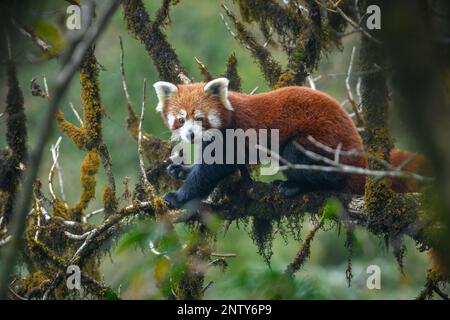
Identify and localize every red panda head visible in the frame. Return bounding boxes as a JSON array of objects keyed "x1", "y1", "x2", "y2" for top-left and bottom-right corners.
[{"x1": 153, "y1": 78, "x2": 233, "y2": 143}]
